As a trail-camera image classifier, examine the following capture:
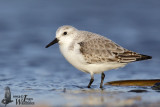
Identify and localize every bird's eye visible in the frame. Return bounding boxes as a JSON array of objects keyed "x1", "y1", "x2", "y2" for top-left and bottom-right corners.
[{"x1": 63, "y1": 32, "x2": 67, "y2": 35}]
